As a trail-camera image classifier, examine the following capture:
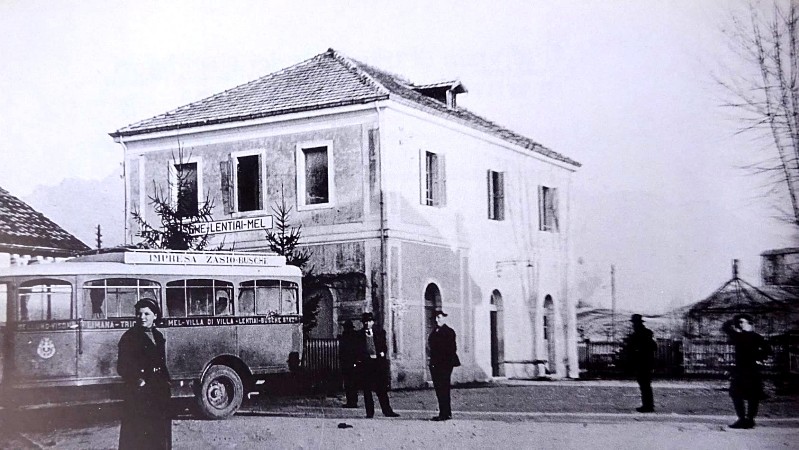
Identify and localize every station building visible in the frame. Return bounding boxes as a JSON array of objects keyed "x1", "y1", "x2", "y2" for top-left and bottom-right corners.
[{"x1": 110, "y1": 49, "x2": 582, "y2": 386}]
